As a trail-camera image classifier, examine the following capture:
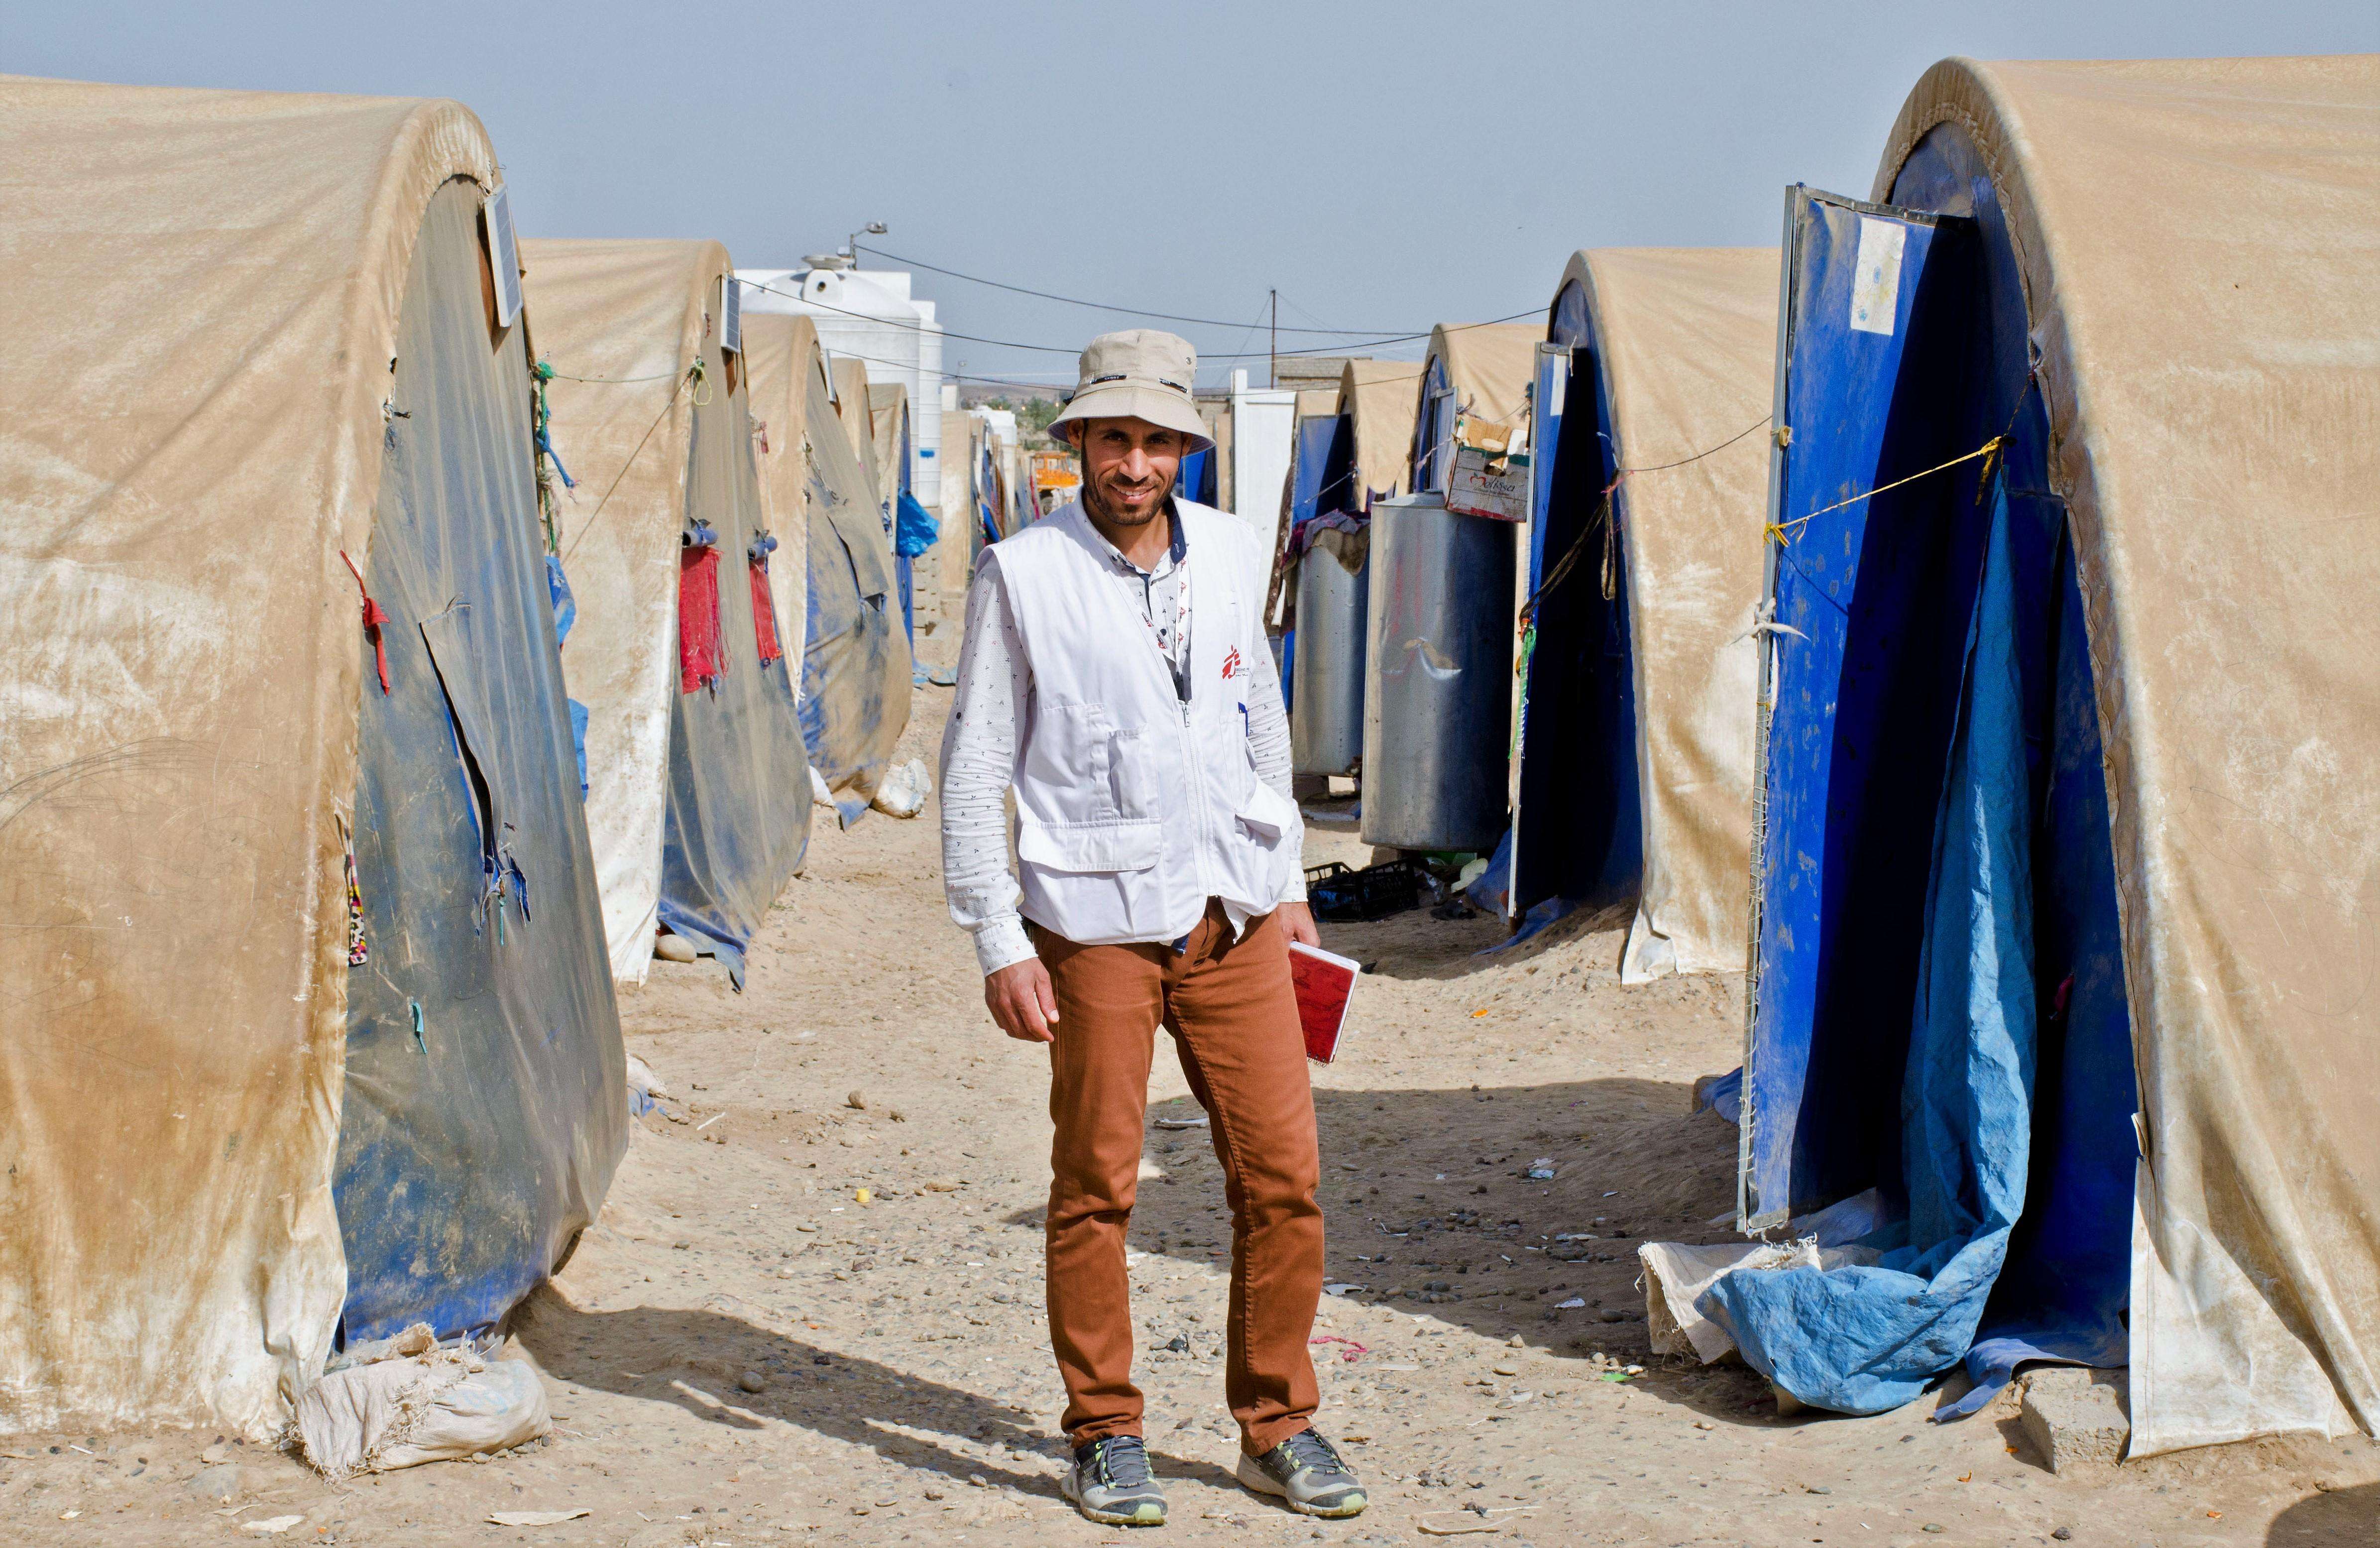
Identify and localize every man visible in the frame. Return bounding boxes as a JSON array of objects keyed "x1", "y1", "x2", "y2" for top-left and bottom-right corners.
[{"x1": 939, "y1": 330, "x2": 1366, "y2": 1527}]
